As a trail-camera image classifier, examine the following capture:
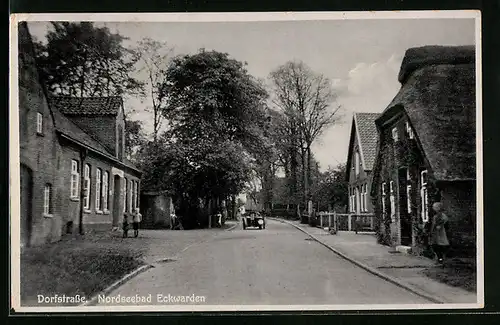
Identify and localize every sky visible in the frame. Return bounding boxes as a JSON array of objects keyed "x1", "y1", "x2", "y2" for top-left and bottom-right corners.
[{"x1": 27, "y1": 17, "x2": 476, "y2": 171}]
